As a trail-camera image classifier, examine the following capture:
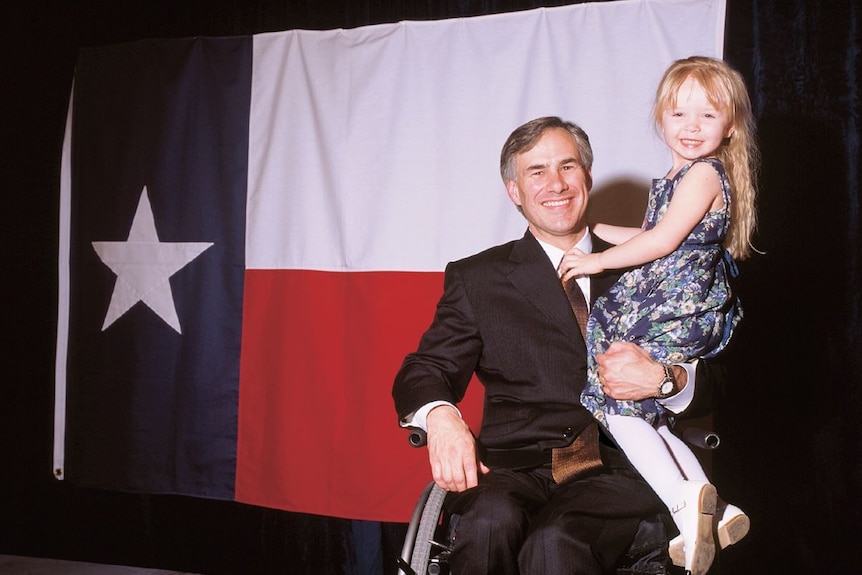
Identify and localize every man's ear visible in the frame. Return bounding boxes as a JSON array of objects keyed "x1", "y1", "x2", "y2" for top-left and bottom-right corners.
[
  {"x1": 585, "y1": 168, "x2": 593, "y2": 191},
  {"x1": 505, "y1": 180, "x2": 522, "y2": 206}
]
